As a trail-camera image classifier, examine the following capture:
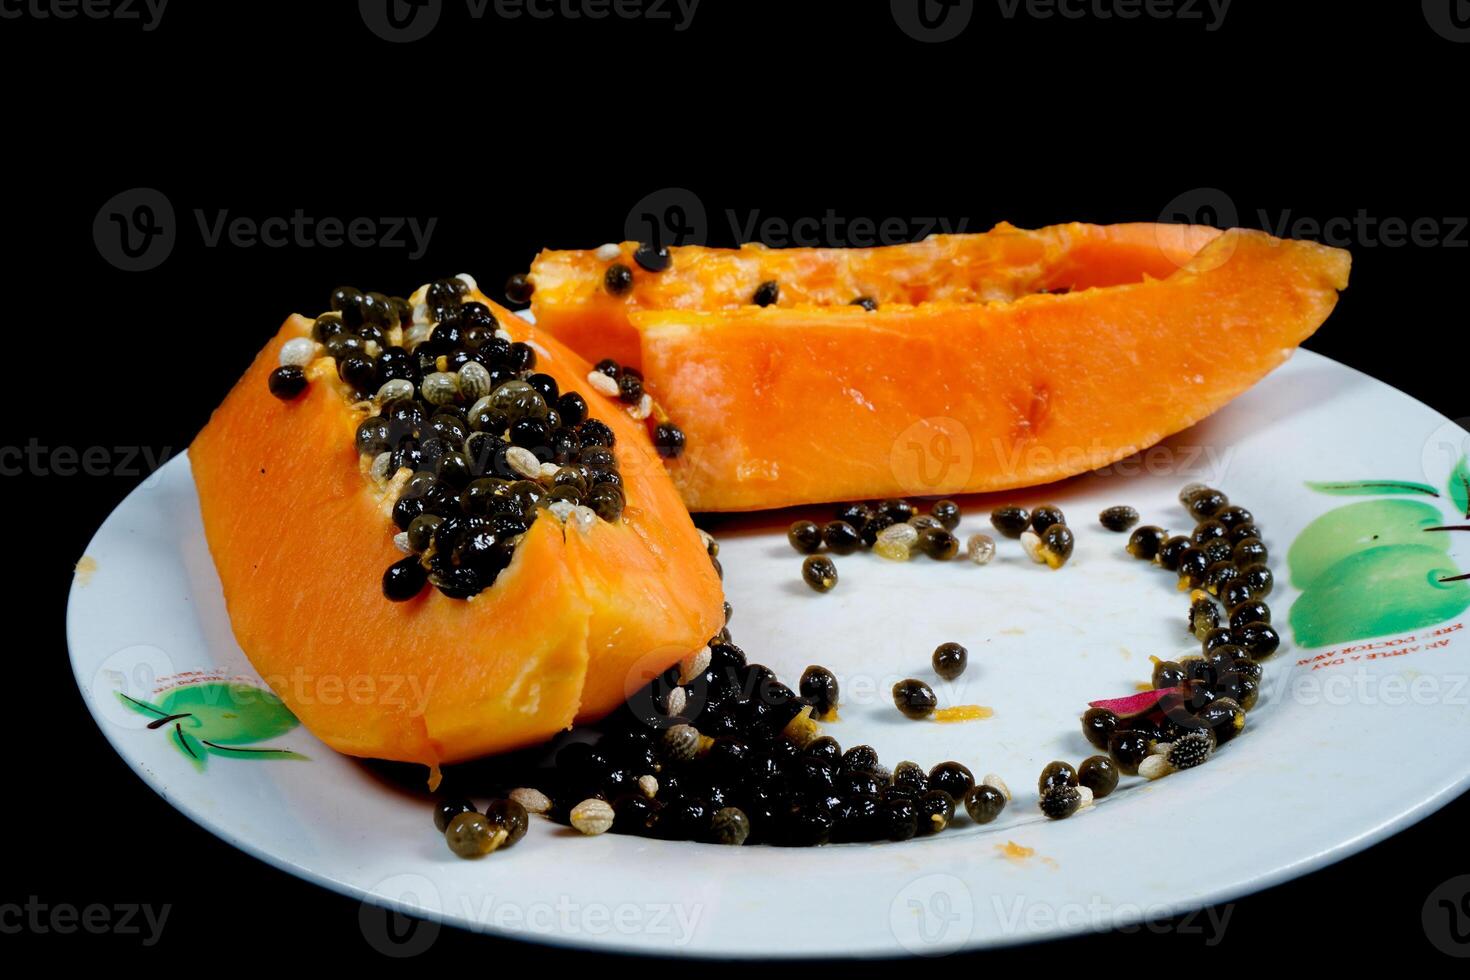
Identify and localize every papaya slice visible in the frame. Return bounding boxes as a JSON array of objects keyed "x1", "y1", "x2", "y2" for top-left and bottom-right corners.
[
  {"x1": 190, "y1": 283, "x2": 723, "y2": 774},
  {"x1": 528, "y1": 222, "x2": 1226, "y2": 370},
  {"x1": 529, "y1": 223, "x2": 1351, "y2": 512}
]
